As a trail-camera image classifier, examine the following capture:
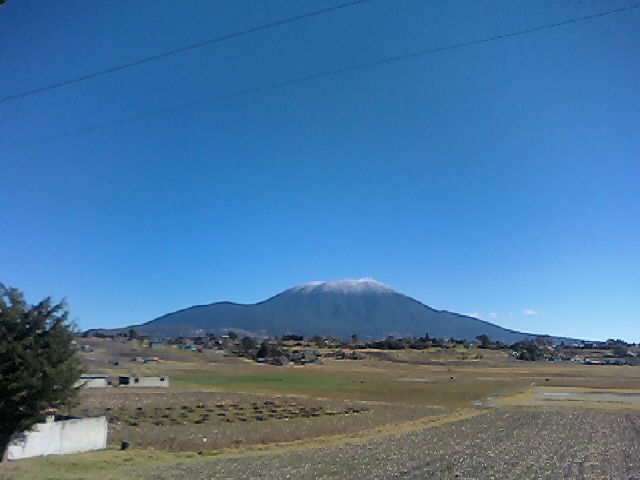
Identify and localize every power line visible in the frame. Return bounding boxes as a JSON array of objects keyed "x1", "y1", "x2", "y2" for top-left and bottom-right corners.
[
  {"x1": 6, "y1": 2, "x2": 640, "y2": 149},
  {"x1": 0, "y1": 0, "x2": 373, "y2": 104}
]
